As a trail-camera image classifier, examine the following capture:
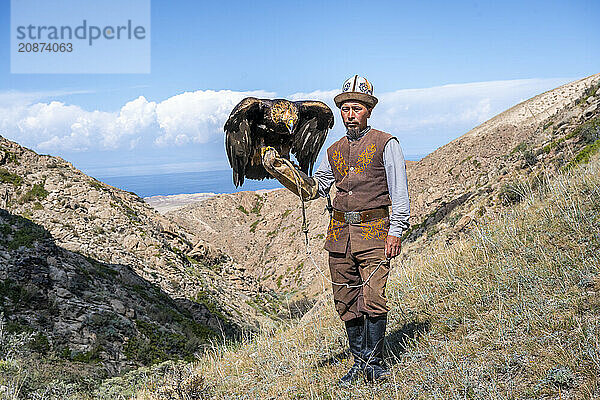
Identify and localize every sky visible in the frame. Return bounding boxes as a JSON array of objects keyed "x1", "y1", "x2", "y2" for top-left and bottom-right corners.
[{"x1": 0, "y1": 0, "x2": 598, "y2": 182}]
